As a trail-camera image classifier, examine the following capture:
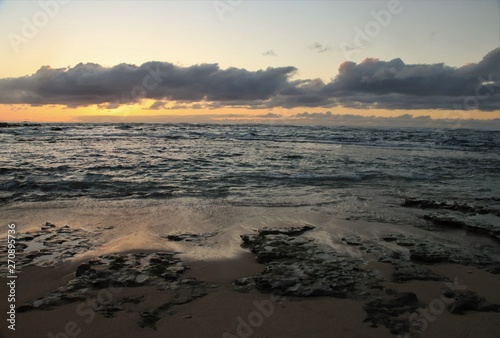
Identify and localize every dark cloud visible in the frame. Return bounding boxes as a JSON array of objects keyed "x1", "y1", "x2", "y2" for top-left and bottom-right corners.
[
  {"x1": 148, "y1": 100, "x2": 166, "y2": 110},
  {"x1": 1, "y1": 48, "x2": 499, "y2": 111},
  {"x1": 321, "y1": 48, "x2": 500, "y2": 110},
  {"x1": 148, "y1": 102, "x2": 204, "y2": 110},
  {"x1": 0, "y1": 62, "x2": 296, "y2": 107}
]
